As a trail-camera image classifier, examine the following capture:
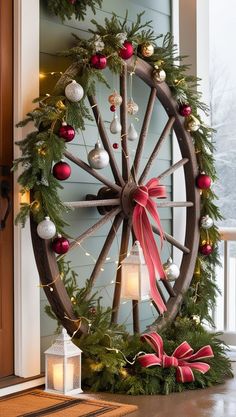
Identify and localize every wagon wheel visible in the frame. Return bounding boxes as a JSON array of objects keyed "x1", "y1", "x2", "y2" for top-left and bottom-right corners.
[{"x1": 30, "y1": 57, "x2": 200, "y2": 337}]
